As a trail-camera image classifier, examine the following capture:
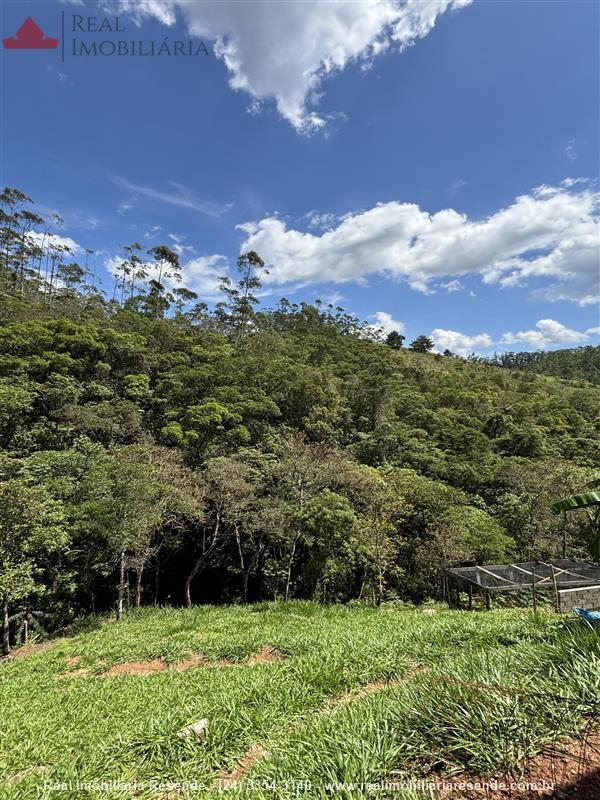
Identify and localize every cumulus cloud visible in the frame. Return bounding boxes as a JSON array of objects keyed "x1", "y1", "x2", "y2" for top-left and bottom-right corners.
[
  {"x1": 500, "y1": 319, "x2": 597, "y2": 350},
  {"x1": 428, "y1": 318, "x2": 599, "y2": 356},
  {"x1": 103, "y1": 0, "x2": 471, "y2": 132},
  {"x1": 181, "y1": 254, "x2": 229, "y2": 299},
  {"x1": 105, "y1": 252, "x2": 228, "y2": 301},
  {"x1": 370, "y1": 311, "x2": 405, "y2": 337},
  {"x1": 430, "y1": 328, "x2": 493, "y2": 356},
  {"x1": 238, "y1": 180, "x2": 599, "y2": 305},
  {"x1": 305, "y1": 211, "x2": 339, "y2": 231},
  {"x1": 27, "y1": 231, "x2": 81, "y2": 255}
]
